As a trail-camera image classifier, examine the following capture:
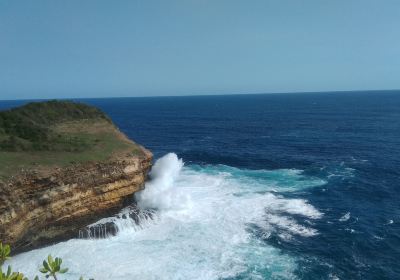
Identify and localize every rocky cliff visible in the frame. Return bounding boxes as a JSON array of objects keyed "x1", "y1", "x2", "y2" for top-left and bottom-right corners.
[{"x1": 0, "y1": 101, "x2": 152, "y2": 253}]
